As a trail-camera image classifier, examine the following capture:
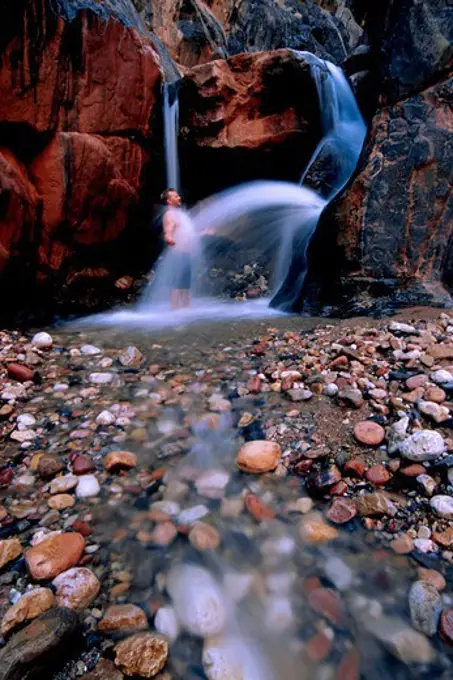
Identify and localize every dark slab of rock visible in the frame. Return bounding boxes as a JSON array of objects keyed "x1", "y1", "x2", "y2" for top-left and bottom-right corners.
[{"x1": 0, "y1": 607, "x2": 79, "y2": 680}]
